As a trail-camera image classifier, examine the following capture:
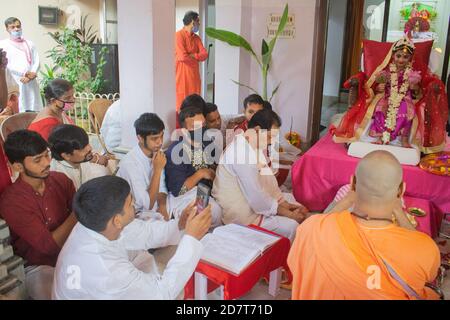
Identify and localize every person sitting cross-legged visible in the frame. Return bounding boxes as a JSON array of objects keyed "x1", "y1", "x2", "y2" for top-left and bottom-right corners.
[
  {"x1": 49, "y1": 124, "x2": 111, "y2": 190},
  {"x1": 212, "y1": 109, "x2": 309, "y2": 242},
  {"x1": 288, "y1": 150, "x2": 442, "y2": 300},
  {"x1": 52, "y1": 176, "x2": 211, "y2": 300}
]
